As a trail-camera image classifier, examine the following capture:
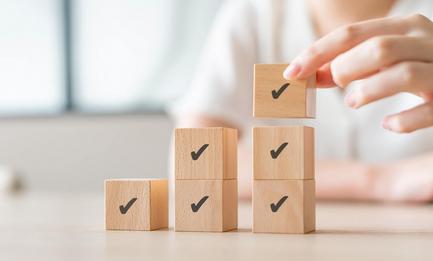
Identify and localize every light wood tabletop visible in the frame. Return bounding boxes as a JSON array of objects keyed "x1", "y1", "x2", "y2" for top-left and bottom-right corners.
[{"x1": 1, "y1": 192, "x2": 432, "y2": 261}]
